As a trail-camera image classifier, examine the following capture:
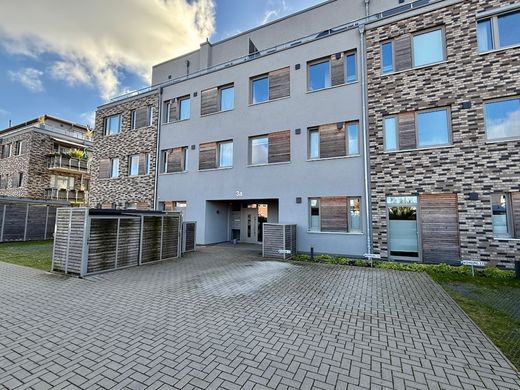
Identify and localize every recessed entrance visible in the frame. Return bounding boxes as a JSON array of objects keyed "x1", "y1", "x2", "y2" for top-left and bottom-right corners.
[{"x1": 241, "y1": 203, "x2": 269, "y2": 243}]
